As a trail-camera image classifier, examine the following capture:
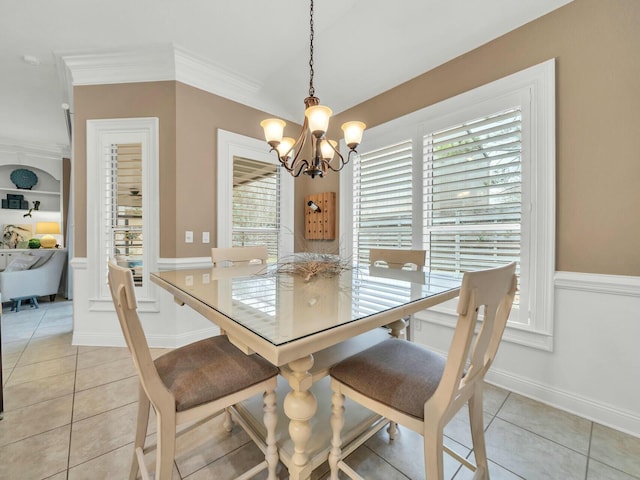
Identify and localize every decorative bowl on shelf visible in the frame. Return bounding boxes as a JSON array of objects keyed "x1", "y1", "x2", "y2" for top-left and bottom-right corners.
[{"x1": 10, "y1": 168, "x2": 38, "y2": 190}]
